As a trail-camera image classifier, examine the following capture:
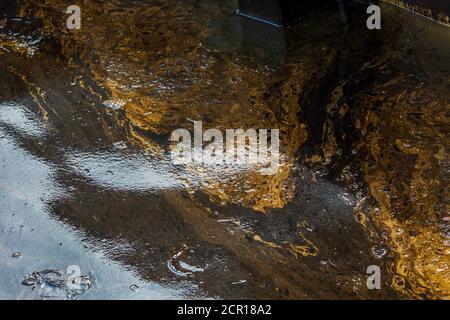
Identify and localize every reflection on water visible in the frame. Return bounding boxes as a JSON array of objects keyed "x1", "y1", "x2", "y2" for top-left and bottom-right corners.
[
  {"x1": 67, "y1": 151, "x2": 181, "y2": 192},
  {"x1": 0, "y1": 102, "x2": 46, "y2": 137},
  {"x1": 0, "y1": 0, "x2": 448, "y2": 299},
  {"x1": 0, "y1": 127, "x2": 195, "y2": 299}
]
